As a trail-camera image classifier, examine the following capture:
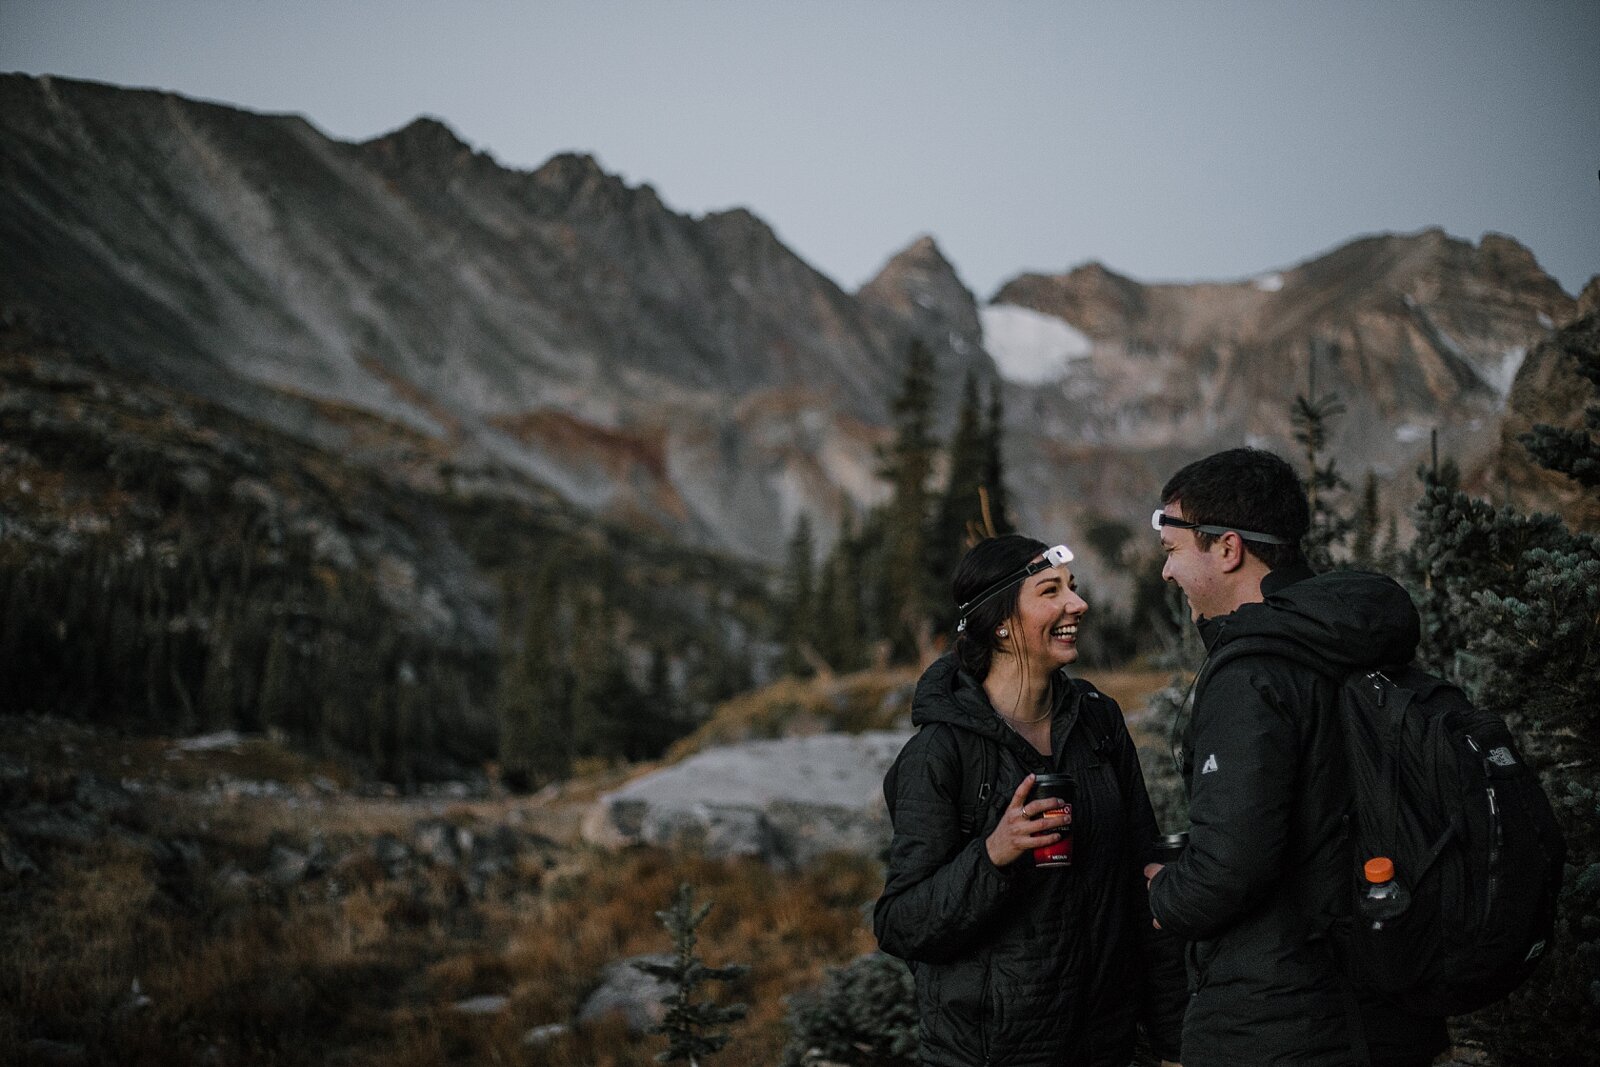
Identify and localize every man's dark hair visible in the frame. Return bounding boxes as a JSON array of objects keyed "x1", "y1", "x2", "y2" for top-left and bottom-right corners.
[{"x1": 1161, "y1": 448, "x2": 1310, "y2": 570}]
